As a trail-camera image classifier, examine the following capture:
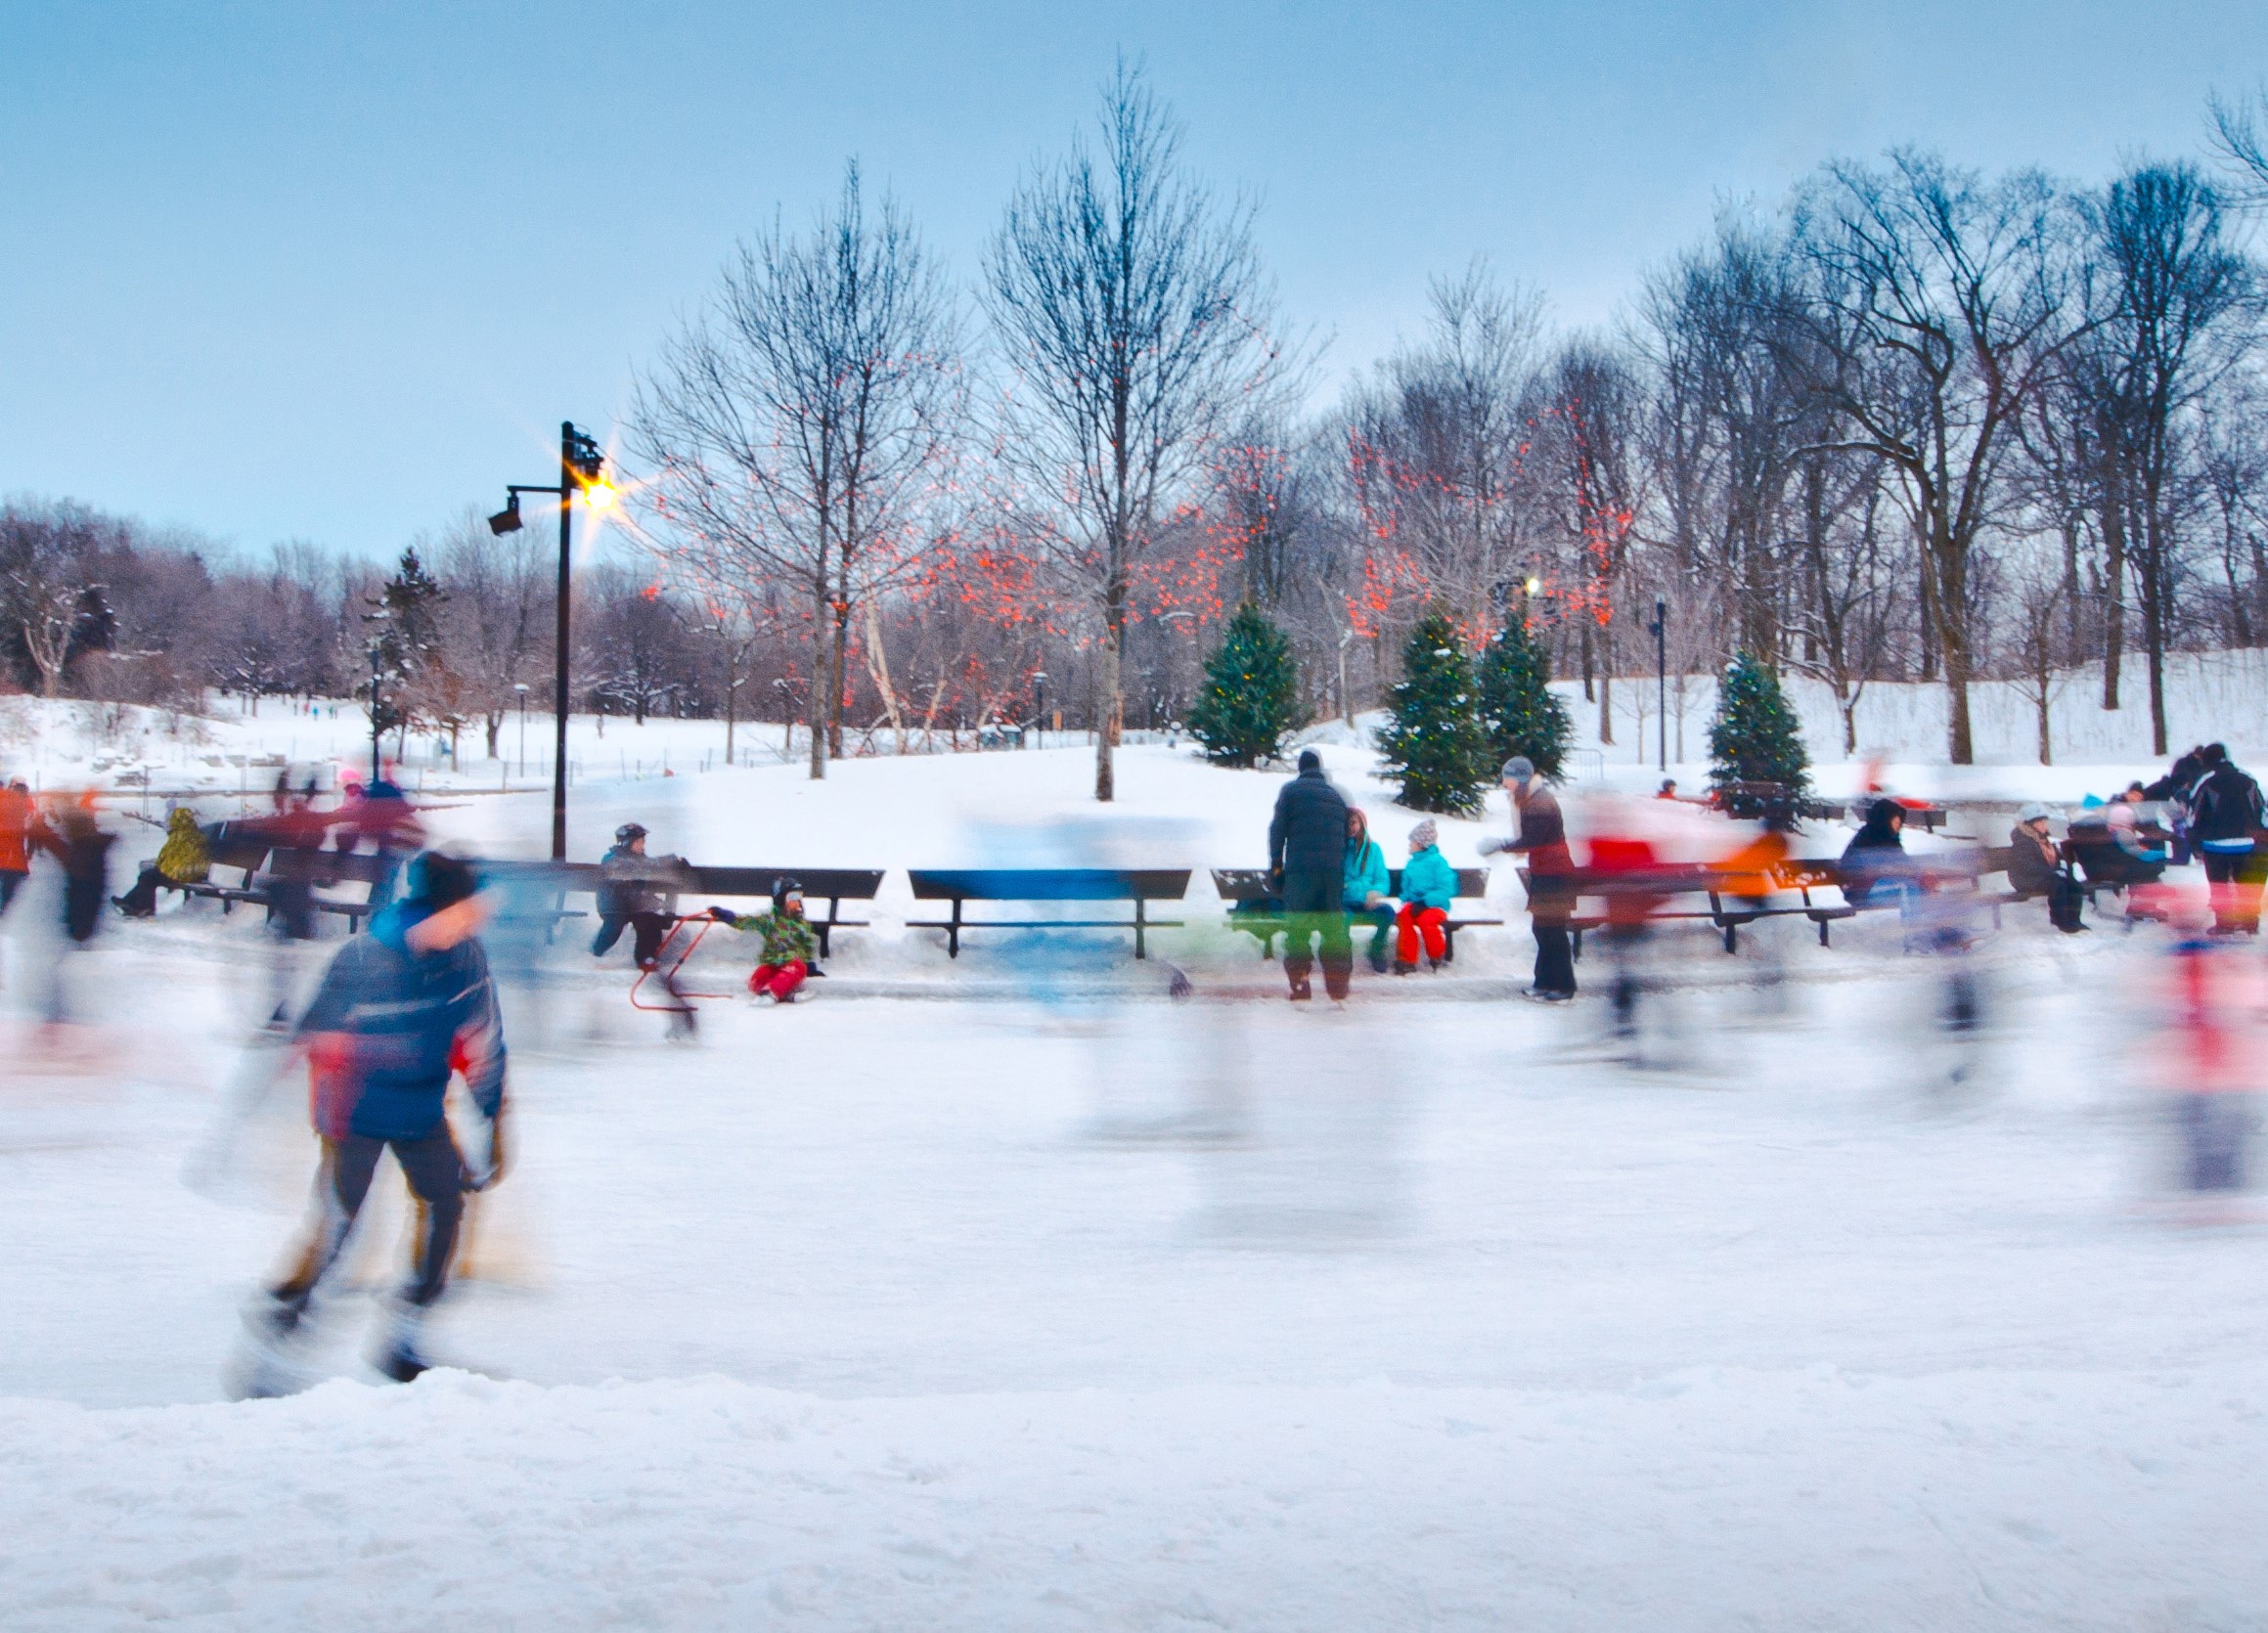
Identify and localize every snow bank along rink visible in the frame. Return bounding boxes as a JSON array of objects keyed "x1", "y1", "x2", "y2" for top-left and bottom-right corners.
[{"x1": 8, "y1": 745, "x2": 2268, "y2": 1628}]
